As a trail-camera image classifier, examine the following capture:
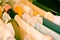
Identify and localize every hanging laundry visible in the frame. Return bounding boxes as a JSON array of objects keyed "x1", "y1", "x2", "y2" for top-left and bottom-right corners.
[
  {"x1": 22, "y1": 11, "x2": 43, "y2": 27},
  {"x1": 53, "y1": 16, "x2": 60, "y2": 25},
  {"x1": 0, "y1": 19, "x2": 15, "y2": 40},
  {"x1": 2, "y1": 12, "x2": 11, "y2": 23},
  {"x1": 1, "y1": 1, "x2": 60, "y2": 40}
]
